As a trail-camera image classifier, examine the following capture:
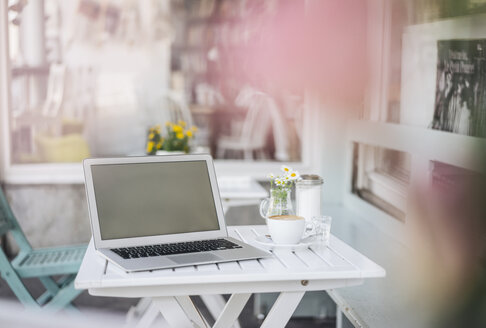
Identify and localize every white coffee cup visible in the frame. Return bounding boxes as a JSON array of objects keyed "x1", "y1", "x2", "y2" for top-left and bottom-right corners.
[{"x1": 266, "y1": 215, "x2": 314, "y2": 244}]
